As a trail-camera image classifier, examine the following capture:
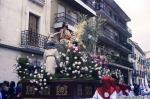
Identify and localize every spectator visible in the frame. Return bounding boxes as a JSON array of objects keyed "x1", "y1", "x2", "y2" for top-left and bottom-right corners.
[
  {"x1": 0, "y1": 83, "x2": 3, "y2": 99},
  {"x1": 8, "y1": 81, "x2": 16, "y2": 99},
  {"x1": 1, "y1": 81, "x2": 10, "y2": 99},
  {"x1": 16, "y1": 82, "x2": 22, "y2": 99}
]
